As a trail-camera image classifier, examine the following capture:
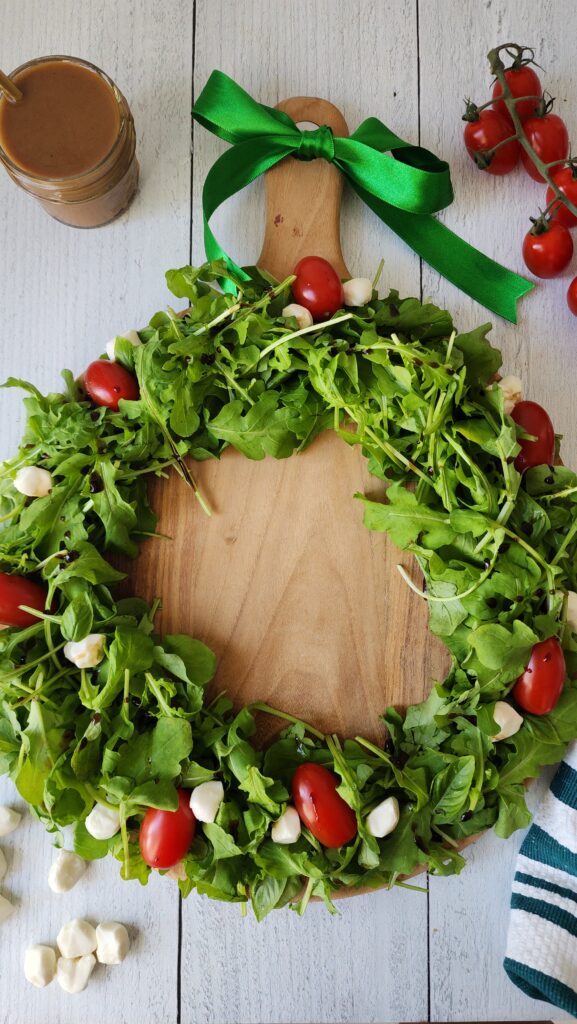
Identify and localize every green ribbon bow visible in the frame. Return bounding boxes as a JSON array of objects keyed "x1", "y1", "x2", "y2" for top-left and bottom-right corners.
[{"x1": 192, "y1": 70, "x2": 533, "y2": 322}]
